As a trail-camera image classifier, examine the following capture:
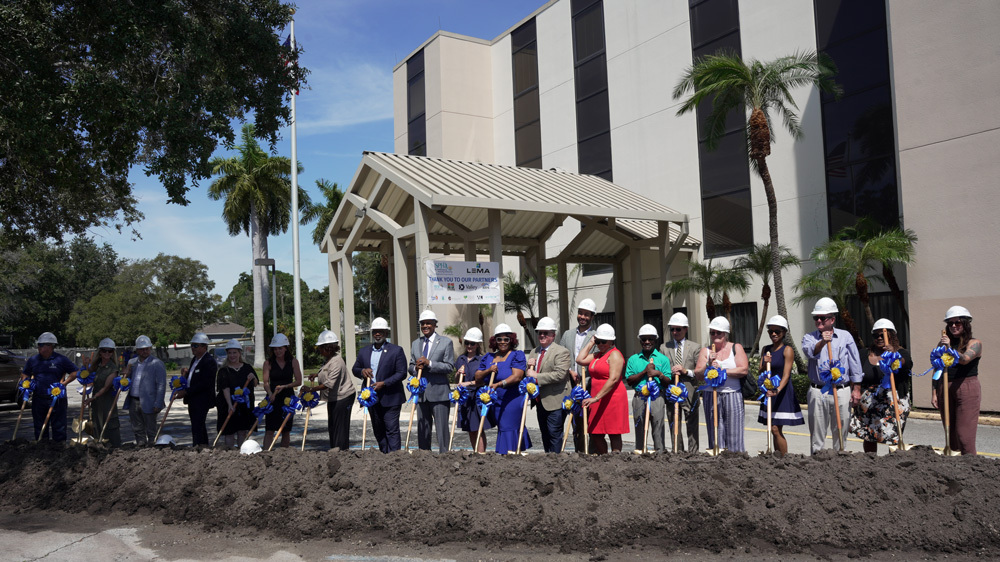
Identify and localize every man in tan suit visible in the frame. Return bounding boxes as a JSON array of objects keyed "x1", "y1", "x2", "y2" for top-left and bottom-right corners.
[
  {"x1": 660, "y1": 312, "x2": 702, "y2": 452},
  {"x1": 528, "y1": 317, "x2": 573, "y2": 452}
]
